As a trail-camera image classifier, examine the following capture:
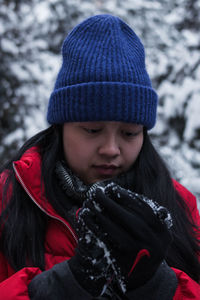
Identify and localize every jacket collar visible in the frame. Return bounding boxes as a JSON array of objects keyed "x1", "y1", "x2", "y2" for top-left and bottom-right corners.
[{"x1": 13, "y1": 146, "x2": 77, "y2": 243}]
